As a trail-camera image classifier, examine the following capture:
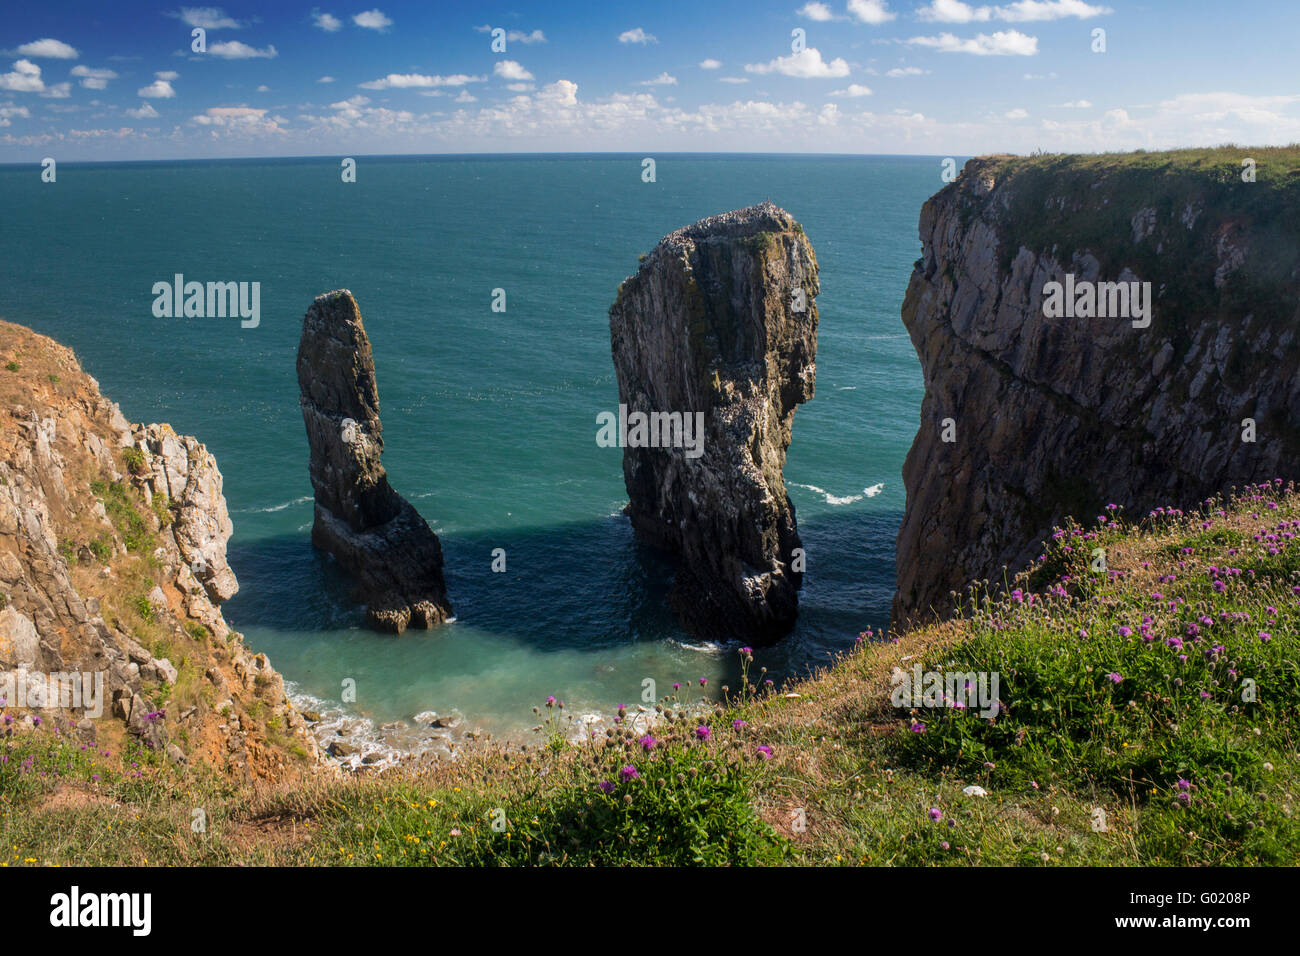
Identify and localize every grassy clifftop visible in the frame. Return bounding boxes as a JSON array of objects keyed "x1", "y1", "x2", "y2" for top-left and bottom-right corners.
[{"x1": 6, "y1": 482, "x2": 1299, "y2": 866}]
